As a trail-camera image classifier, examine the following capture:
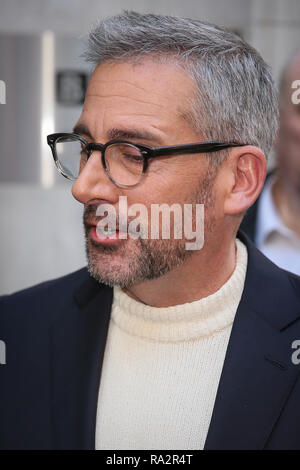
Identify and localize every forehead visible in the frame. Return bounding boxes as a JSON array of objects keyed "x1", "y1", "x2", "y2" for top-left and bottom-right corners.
[{"x1": 79, "y1": 59, "x2": 196, "y2": 140}]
